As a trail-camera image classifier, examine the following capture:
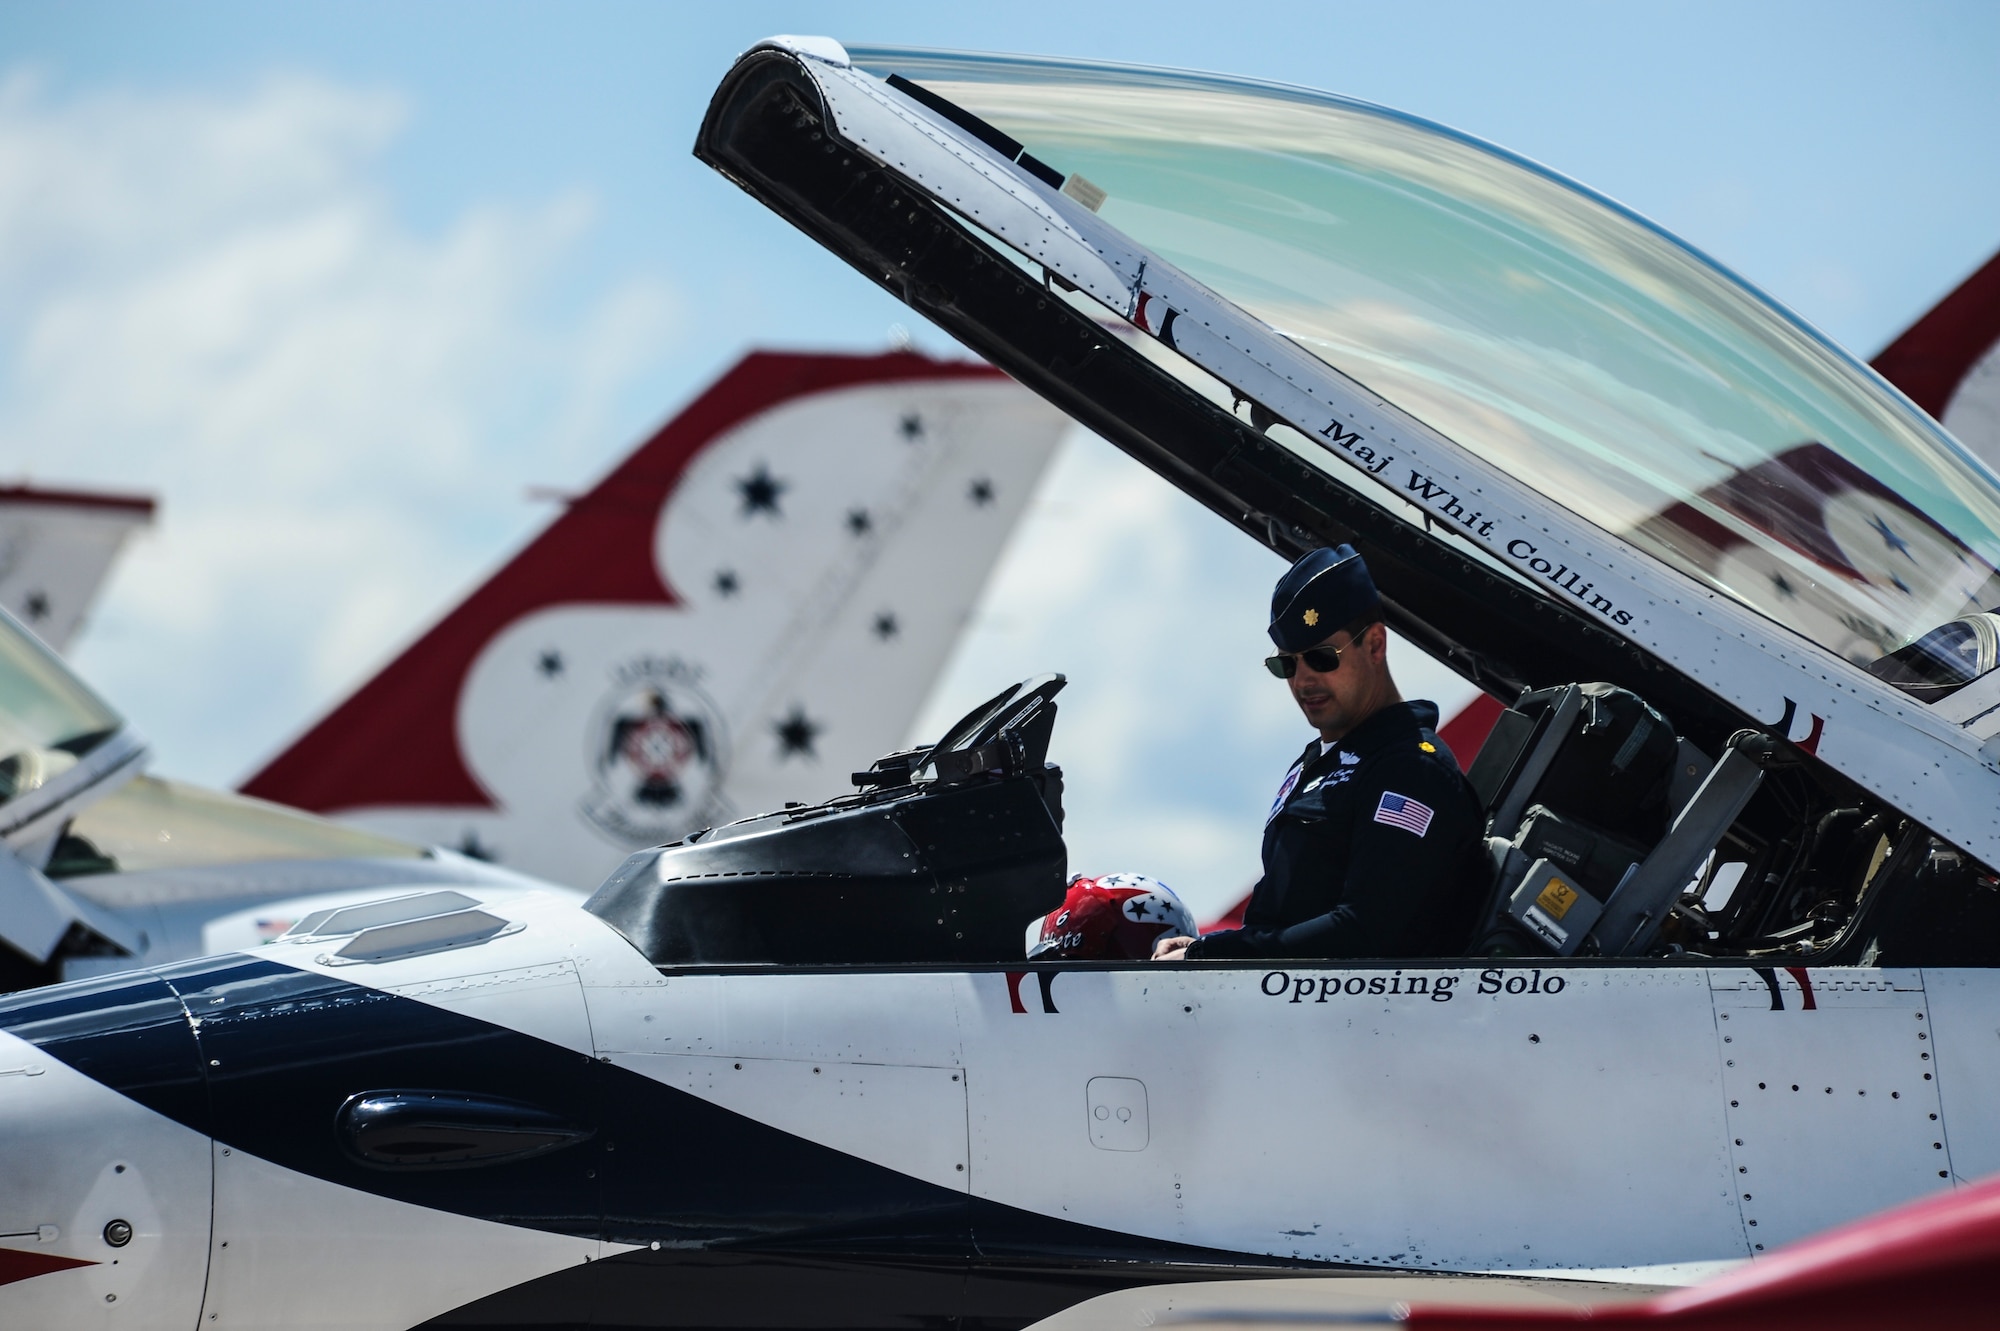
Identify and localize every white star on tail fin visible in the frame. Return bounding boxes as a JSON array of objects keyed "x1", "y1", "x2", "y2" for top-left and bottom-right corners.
[{"x1": 240, "y1": 351, "x2": 1067, "y2": 890}]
